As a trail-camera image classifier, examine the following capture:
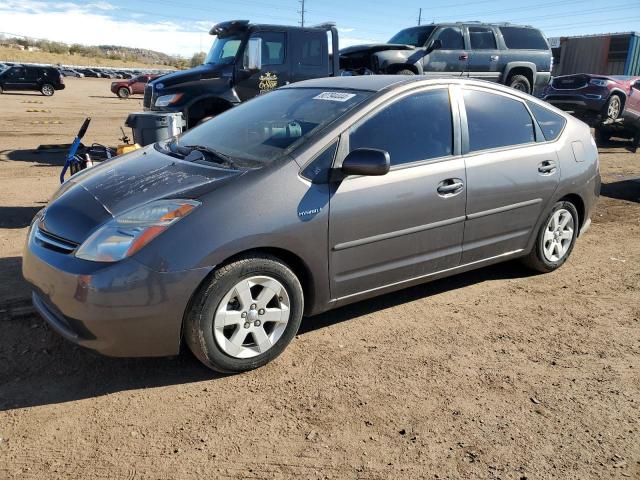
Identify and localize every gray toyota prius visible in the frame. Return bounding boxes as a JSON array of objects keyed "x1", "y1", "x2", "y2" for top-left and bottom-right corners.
[{"x1": 23, "y1": 76, "x2": 600, "y2": 373}]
